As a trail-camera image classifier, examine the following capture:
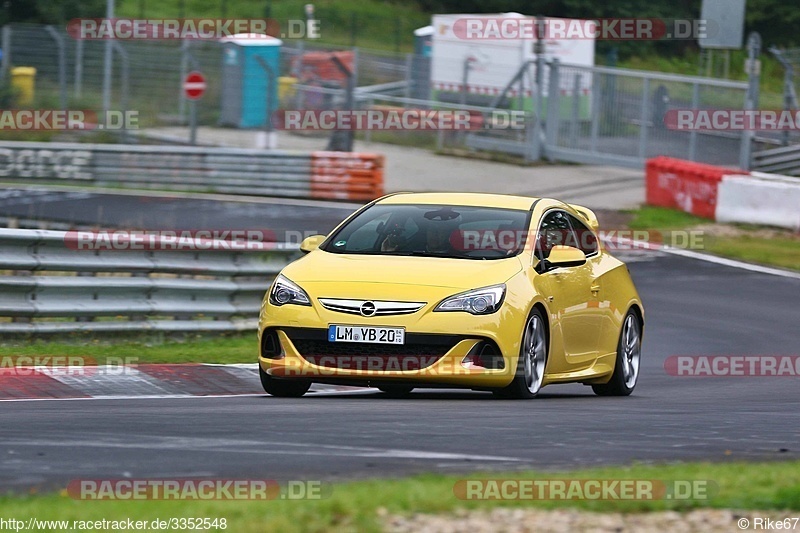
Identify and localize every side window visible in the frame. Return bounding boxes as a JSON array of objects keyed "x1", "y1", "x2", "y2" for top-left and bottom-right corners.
[
  {"x1": 536, "y1": 210, "x2": 578, "y2": 259},
  {"x1": 567, "y1": 214, "x2": 598, "y2": 255}
]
